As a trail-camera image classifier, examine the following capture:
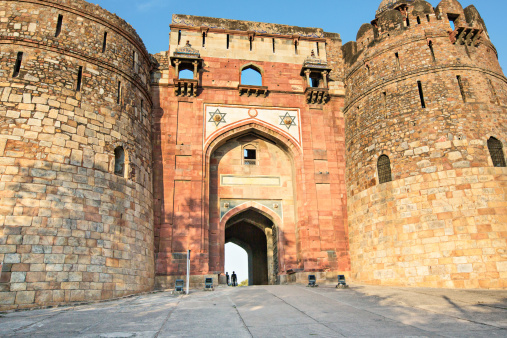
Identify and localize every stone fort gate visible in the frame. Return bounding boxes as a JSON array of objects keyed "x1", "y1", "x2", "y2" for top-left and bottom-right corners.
[
  {"x1": 151, "y1": 14, "x2": 348, "y2": 289},
  {"x1": 209, "y1": 125, "x2": 299, "y2": 286},
  {"x1": 0, "y1": 0, "x2": 506, "y2": 311}
]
